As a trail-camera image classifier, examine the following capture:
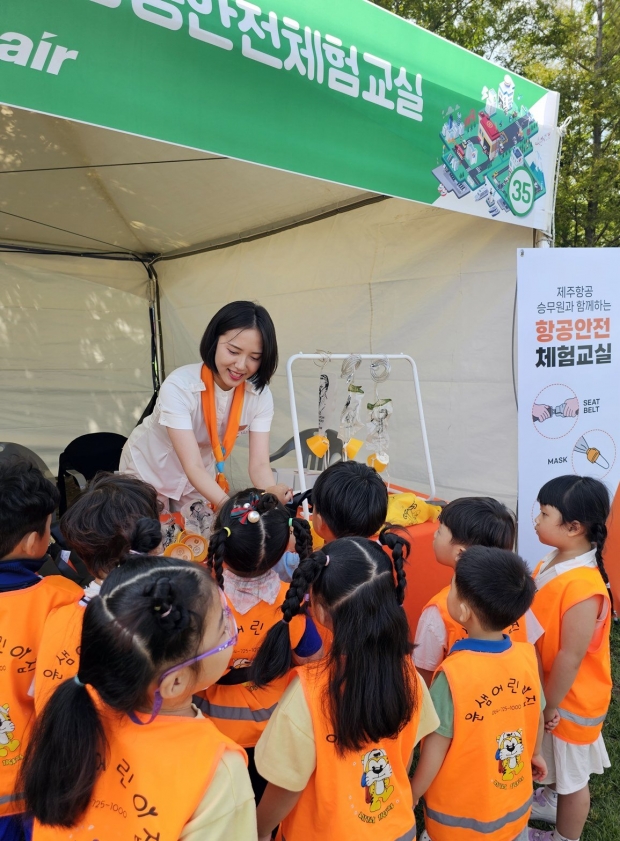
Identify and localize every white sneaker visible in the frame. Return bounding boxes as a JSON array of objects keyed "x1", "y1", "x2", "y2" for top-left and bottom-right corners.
[
  {"x1": 528, "y1": 829, "x2": 554, "y2": 841},
  {"x1": 530, "y1": 787, "x2": 557, "y2": 823}
]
